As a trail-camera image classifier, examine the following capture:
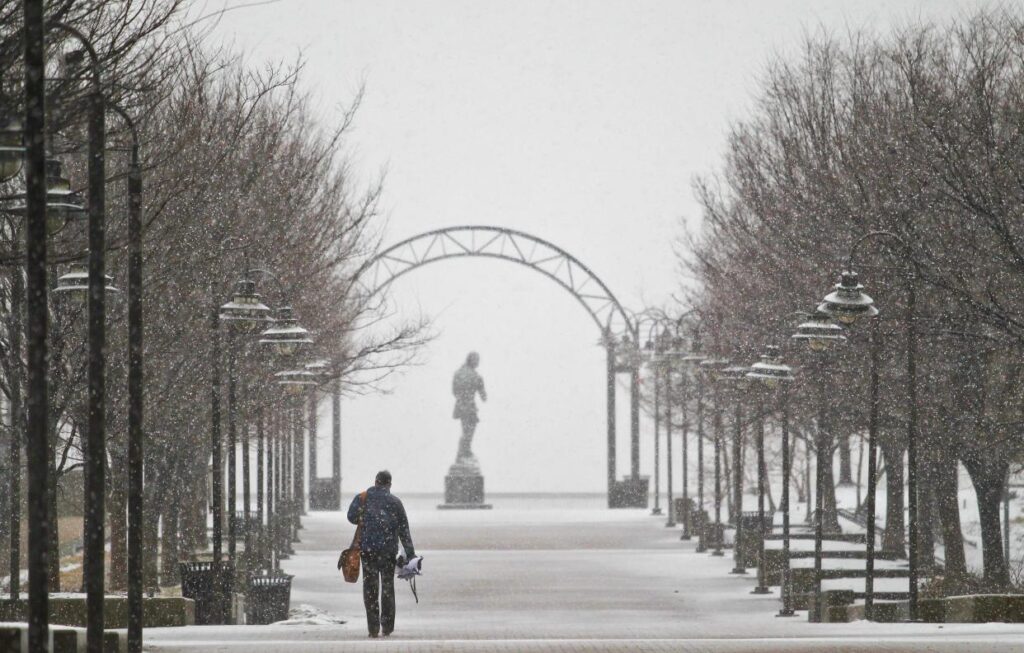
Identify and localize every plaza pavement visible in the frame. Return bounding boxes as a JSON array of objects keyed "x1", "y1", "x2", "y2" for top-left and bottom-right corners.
[{"x1": 144, "y1": 495, "x2": 1024, "y2": 652}]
